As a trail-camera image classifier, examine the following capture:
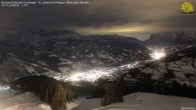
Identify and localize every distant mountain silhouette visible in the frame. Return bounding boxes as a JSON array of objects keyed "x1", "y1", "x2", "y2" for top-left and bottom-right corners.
[{"x1": 145, "y1": 32, "x2": 196, "y2": 46}]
